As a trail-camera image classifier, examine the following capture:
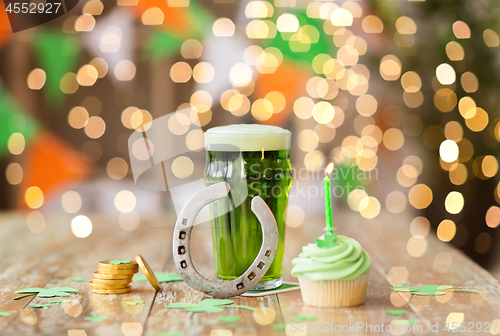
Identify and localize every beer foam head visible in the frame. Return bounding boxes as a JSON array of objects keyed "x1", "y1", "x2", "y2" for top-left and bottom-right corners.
[{"x1": 205, "y1": 124, "x2": 291, "y2": 151}]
